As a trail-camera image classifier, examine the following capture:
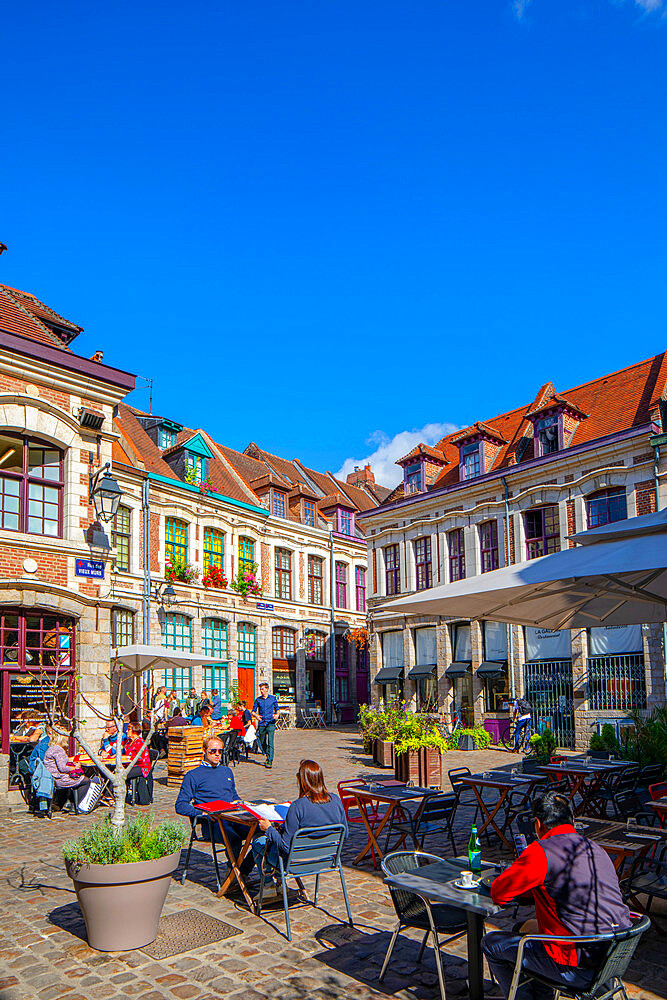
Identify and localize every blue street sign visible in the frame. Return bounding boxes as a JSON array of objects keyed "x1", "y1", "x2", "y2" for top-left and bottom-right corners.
[
  {"x1": 75, "y1": 558, "x2": 105, "y2": 579},
  {"x1": 256, "y1": 602, "x2": 274, "y2": 611}
]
